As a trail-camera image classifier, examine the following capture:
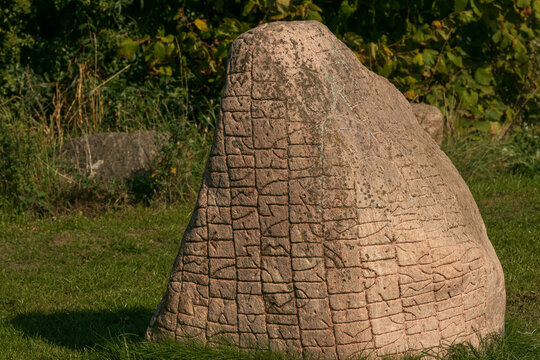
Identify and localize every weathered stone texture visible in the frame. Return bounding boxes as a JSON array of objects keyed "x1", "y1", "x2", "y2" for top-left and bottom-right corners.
[
  {"x1": 147, "y1": 21, "x2": 505, "y2": 359},
  {"x1": 59, "y1": 131, "x2": 165, "y2": 181}
]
